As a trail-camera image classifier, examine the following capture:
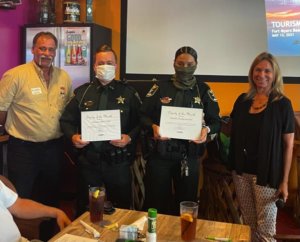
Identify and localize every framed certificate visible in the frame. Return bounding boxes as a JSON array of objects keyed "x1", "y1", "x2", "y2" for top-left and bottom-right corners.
[
  {"x1": 81, "y1": 110, "x2": 121, "y2": 142},
  {"x1": 159, "y1": 106, "x2": 203, "y2": 140}
]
